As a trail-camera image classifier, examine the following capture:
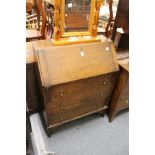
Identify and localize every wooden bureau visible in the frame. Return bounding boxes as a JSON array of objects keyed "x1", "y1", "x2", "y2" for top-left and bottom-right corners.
[
  {"x1": 33, "y1": 41, "x2": 119, "y2": 136},
  {"x1": 108, "y1": 52, "x2": 129, "y2": 122}
]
